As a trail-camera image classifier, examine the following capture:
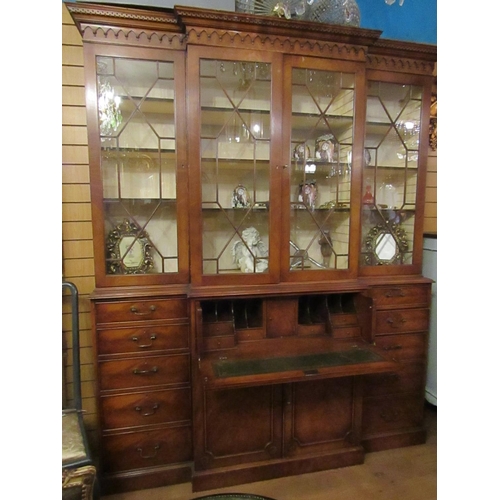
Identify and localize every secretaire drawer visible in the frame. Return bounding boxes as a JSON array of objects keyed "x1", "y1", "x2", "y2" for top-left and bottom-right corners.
[
  {"x1": 102, "y1": 425, "x2": 192, "y2": 473},
  {"x1": 99, "y1": 354, "x2": 190, "y2": 391},
  {"x1": 376, "y1": 308, "x2": 429, "y2": 335},
  {"x1": 98, "y1": 324, "x2": 189, "y2": 356},
  {"x1": 363, "y1": 362, "x2": 426, "y2": 397},
  {"x1": 95, "y1": 298, "x2": 188, "y2": 324},
  {"x1": 100, "y1": 388, "x2": 191, "y2": 430},
  {"x1": 374, "y1": 333, "x2": 427, "y2": 361},
  {"x1": 362, "y1": 394, "x2": 425, "y2": 436},
  {"x1": 371, "y1": 285, "x2": 431, "y2": 309}
]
